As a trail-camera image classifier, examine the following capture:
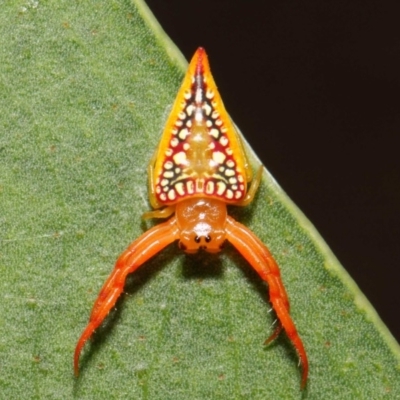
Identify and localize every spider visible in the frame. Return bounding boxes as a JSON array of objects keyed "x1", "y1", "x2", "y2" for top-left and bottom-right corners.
[{"x1": 74, "y1": 47, "x2": 308, "y2": 389}]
